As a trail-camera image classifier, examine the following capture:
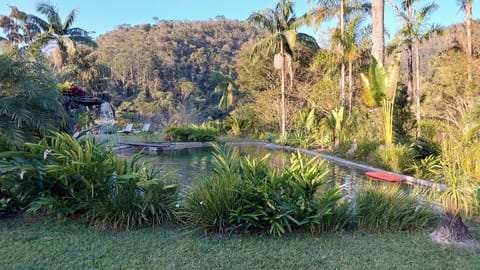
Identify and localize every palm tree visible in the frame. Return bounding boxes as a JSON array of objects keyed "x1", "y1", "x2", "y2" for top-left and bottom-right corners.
[
  {"x1": 457, "y1": 0, "x2": 473, "y2": 58},
  {"x1": 457, "y1": 0, "x2": 474, "y2": 81},
  {"x1": 371, "y1": 0, "x2": 385, "y2": 64},
  {"x1": 28, "y1": 3, "x2": 97, "y2": 70},
  {"x1": 309, "y1": 0, "x2": 369, "y2": 109},
  {"x1": 332, "y1": 14, "x2": 369, "y2": 115},
  {"x1": 0, "y1": 55, "x2": 68, "y2": 149},
  {"x1": 0, "y1": 5, "x2": 40, "y2": 44},
  {"x1": 387, "y1": 0, "x2": 442, "y2": 138},
  {"x1": 248, "y1": 0, "x2": 318, "y2": 135},
  {"x1": 210, "y1": 71, "x2": 238, "y2": 111}
]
